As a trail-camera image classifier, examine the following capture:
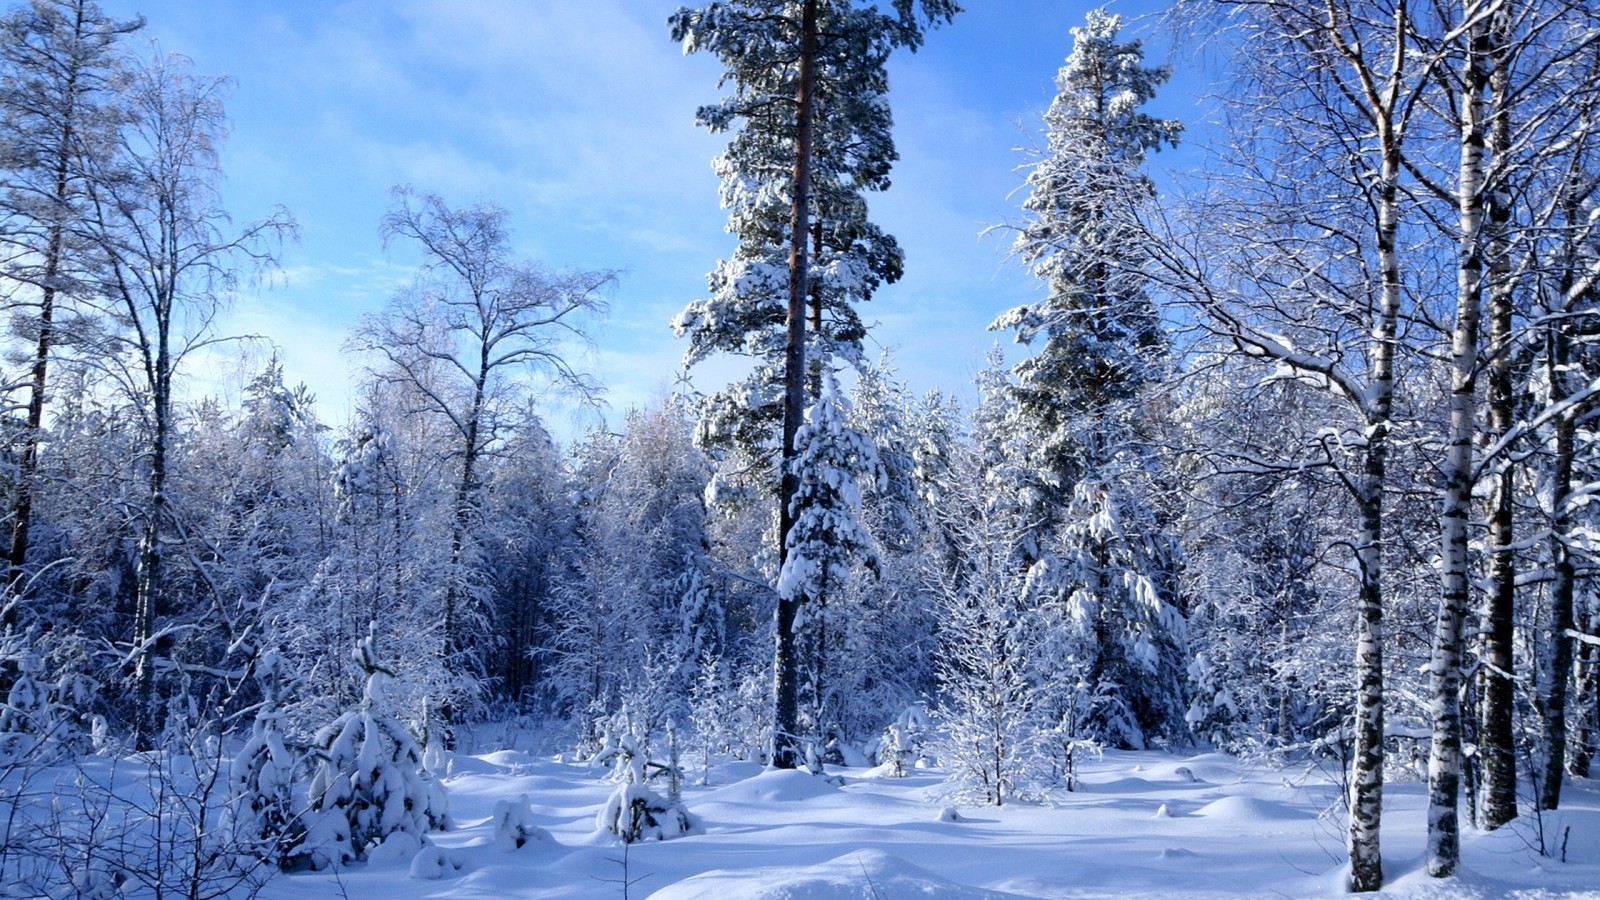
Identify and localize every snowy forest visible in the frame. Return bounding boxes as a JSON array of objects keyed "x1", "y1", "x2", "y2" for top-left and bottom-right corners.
[{"x1": 3, "y1": 0, "x2": 1600, "y2": 897}]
